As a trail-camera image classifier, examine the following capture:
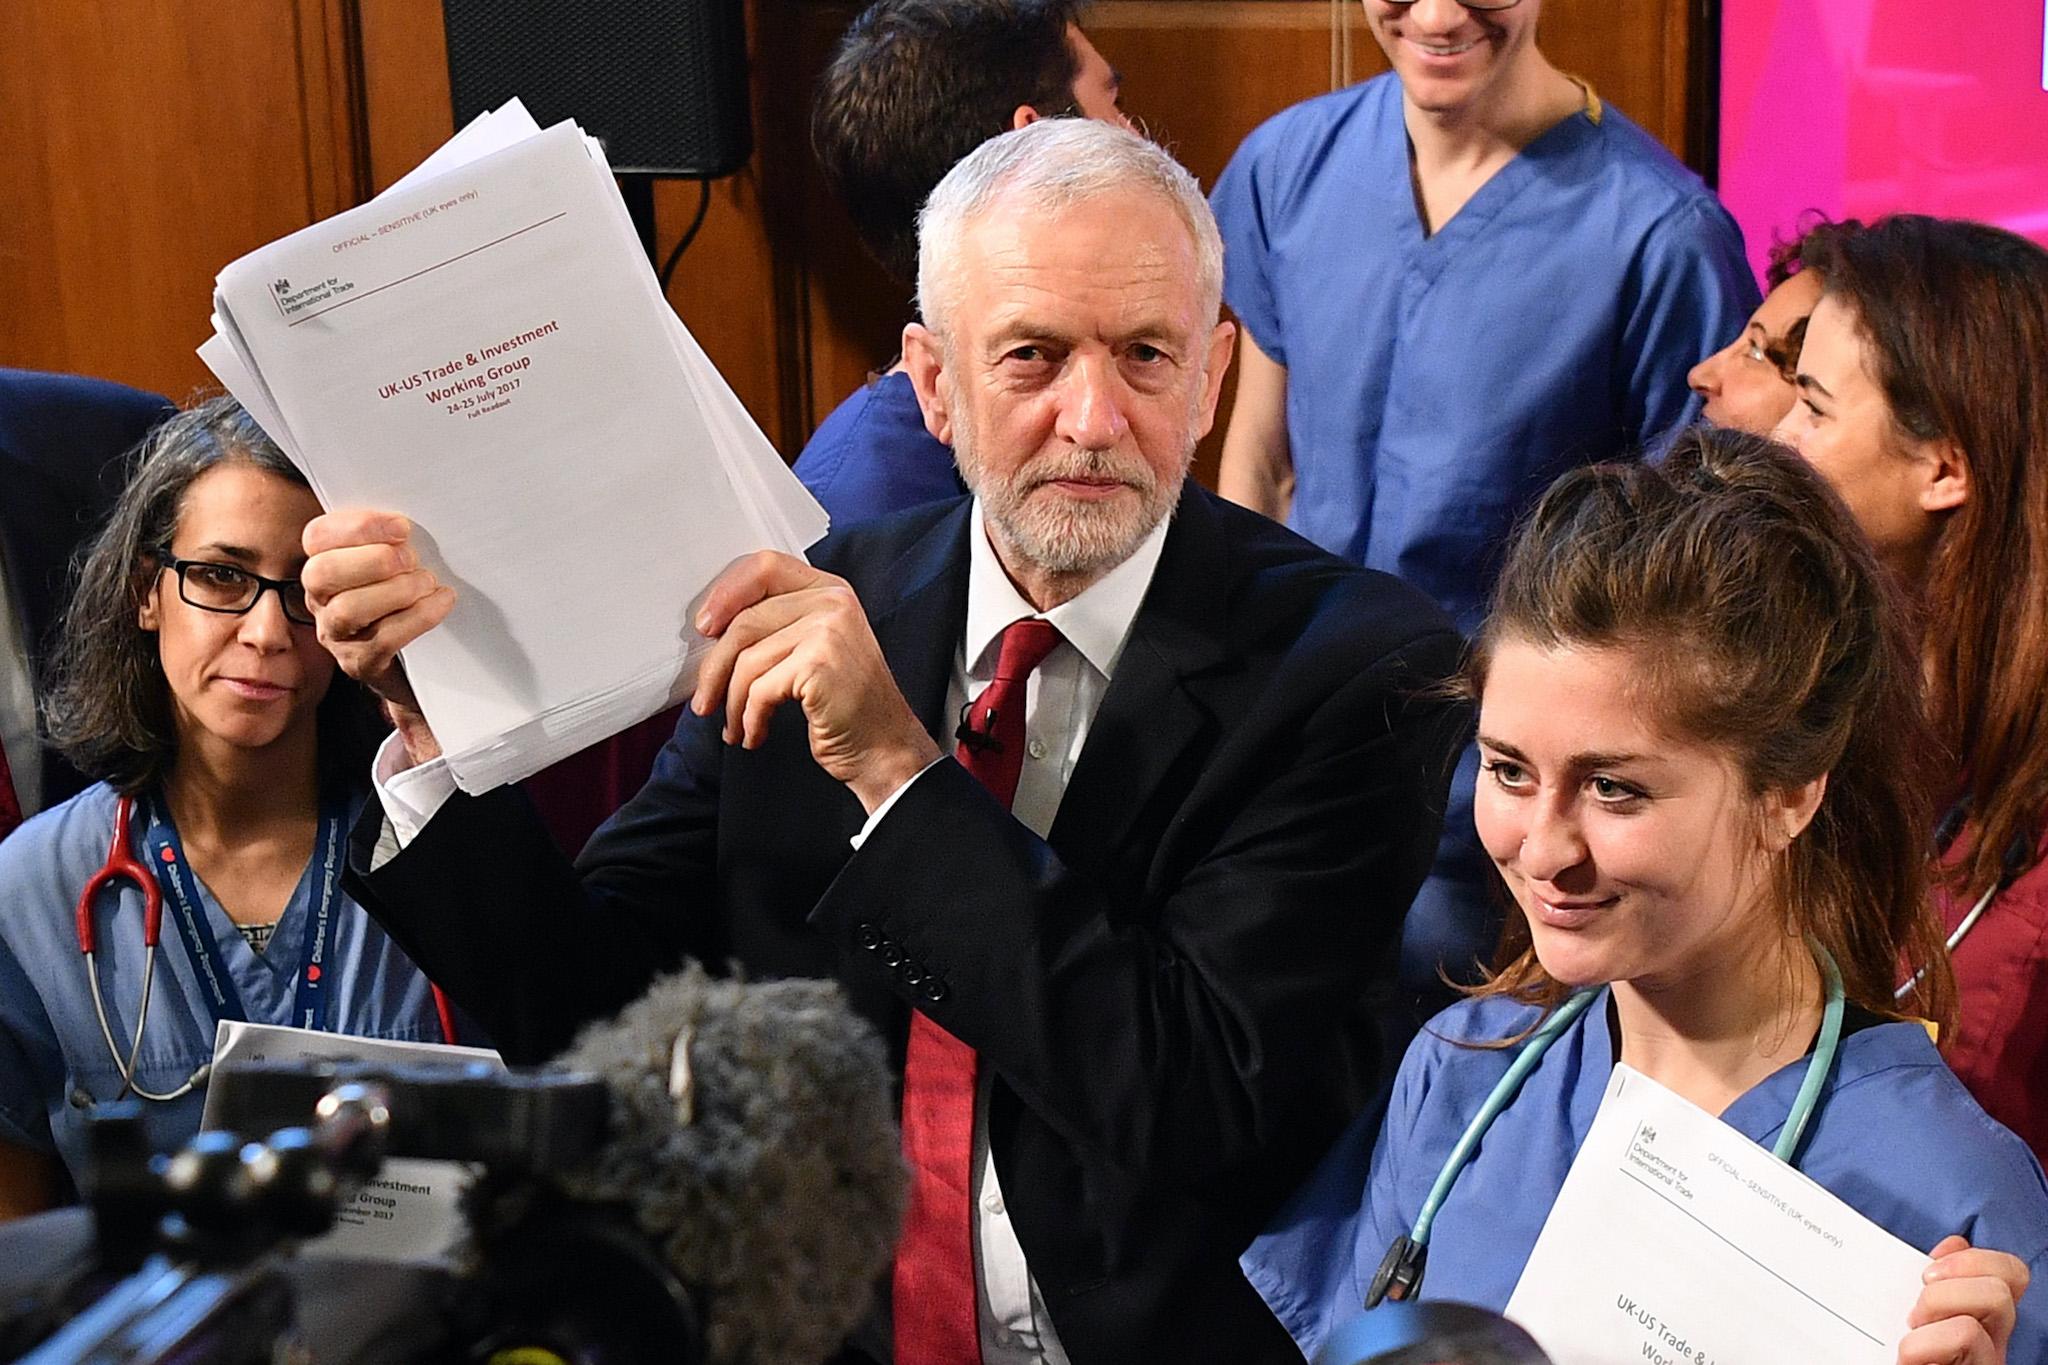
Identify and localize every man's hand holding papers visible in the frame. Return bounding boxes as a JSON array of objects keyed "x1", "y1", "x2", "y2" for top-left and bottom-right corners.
[
  {"x1": 303, "y1": 509, "x2": 456, "y2": 767},
  {"x1": 306, "y1": 529, "x2": 945, "y2": 814},
  {"x1": 688, "y1": 550, "x2": 942, "y2": 815},
  {"x1": 202, "y1": 103, "x2": 829, "y2": 794}
]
